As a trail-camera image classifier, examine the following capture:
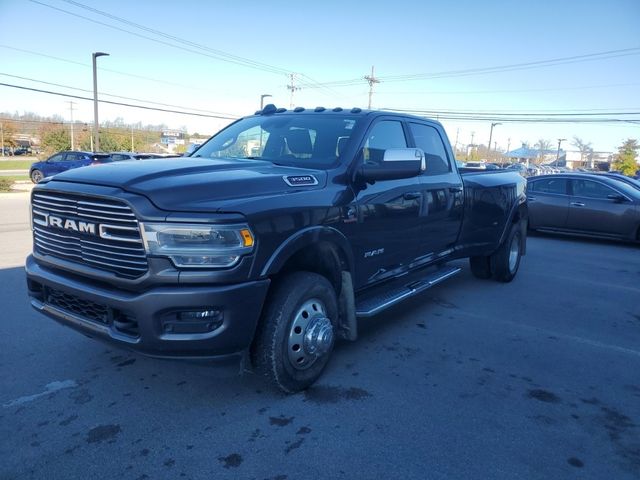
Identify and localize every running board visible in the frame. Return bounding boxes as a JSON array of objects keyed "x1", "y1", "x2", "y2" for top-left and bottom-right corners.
[{"x1": 355, "y1": 266, "x2": 461, "y2": 318}]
